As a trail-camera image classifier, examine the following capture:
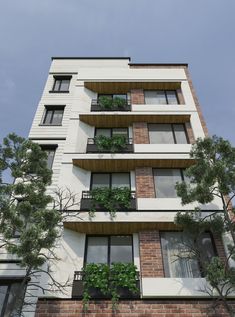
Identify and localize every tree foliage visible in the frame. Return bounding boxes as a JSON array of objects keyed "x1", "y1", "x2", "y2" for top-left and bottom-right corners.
[
  {"x1": 175, "y1": 136, "x2": 235, "y2": 317},
  {"x1": 0, "y1": 133, "x2": 62, "y2": 315}
]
